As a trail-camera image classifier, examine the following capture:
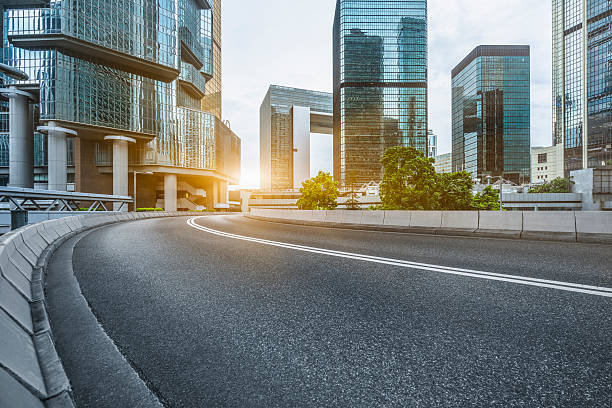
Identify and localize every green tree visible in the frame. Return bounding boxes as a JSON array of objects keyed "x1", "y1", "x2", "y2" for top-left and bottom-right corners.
[
  {"x1": 436, "y1": 171, "x2": 474, "y2": 210},
  {"x1": 473, "y1": 186, "x2": 500, "y2": 210},
  {"x1": 529, "y1": 177, "x2": 573, "y2": 193},
  {"x1": 297, "y1": 171, "x2": 340, "y2": 210},
  {"x1": 344, "y1": 170, "x2": 361, "y2": 210},
  {"x1": 380, "y1": 146, "x2": 439, "y2": 210}
]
